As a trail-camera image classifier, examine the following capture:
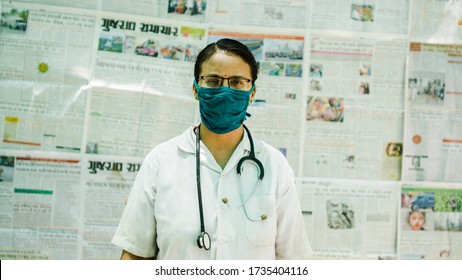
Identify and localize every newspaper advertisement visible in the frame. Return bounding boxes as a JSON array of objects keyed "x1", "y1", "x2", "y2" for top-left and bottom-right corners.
[
  {"x1": 81, "y1": 155, "x2": 141, "y2": 259},
  {"x1": 400, "y1": 181, "x2": 462, "y2": 259},
  {"x1": 206, "y1": 27, "x2": 306, "y2": 171},
  {"x1": 309, "y1": 0, "x2": 409, "y2": 35},
  {"x1": 0, "y1": 2, "x2": 95, "y2": 153},
  {"x1": 296, "y1": 177, "x2": 398, "y2": 259},
  {"x1": 403, "y1": 43, "x2": 462, "y2": 182},
  {"x1": 207, "y1": 0, "x2": 310, "y2": 29},
  {"x1": 0, "y1": 151, "x2": 82, "y2": 259},
  {"x1": 302, "y1": 33, "x2": 407, "y2": 180},
  {"x1": 409, "y1": 0, "x2": 462, "y2": 44}
]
